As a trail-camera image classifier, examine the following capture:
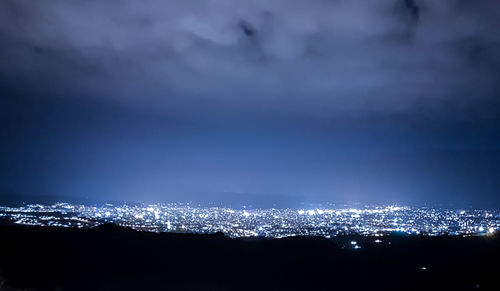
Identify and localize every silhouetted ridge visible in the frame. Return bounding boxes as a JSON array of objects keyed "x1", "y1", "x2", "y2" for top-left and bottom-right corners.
[{"x1": 0, "y1": 224, "x2": 499, "y2": 290}]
